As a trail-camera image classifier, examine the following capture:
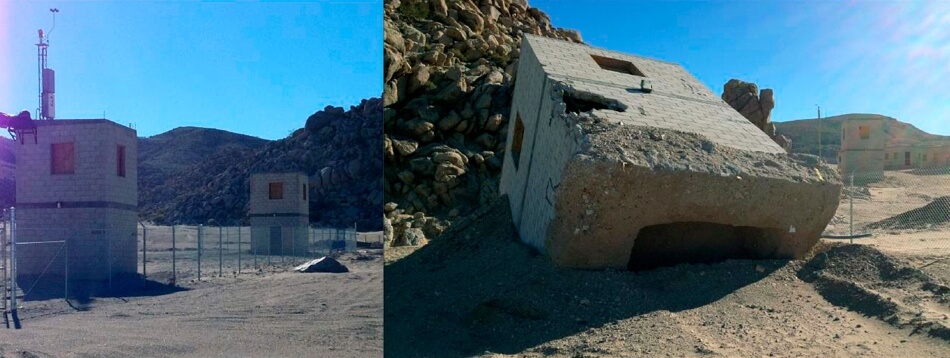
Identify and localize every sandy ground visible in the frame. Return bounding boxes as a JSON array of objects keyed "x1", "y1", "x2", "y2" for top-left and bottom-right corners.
[
  {"x1": 1, "y1": 233, "x2": 383, "y2": 357},
  {"x1": 385, "y1": 169, "x2": 950, "y2": 357}
]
